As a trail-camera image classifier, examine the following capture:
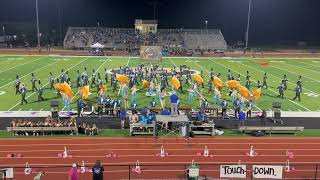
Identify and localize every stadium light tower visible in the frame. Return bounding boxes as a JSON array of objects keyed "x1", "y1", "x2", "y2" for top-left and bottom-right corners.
[
  {"x1": 36, "y1": 0, "x2": 41, "y2": 49},
  {"x1": 245, "y1": 0, "x2": 252, "y2": 49}
]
